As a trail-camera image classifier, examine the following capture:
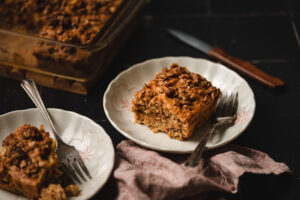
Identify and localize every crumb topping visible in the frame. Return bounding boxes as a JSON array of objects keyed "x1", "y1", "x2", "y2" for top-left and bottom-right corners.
[
  {"x1": 40, "y1": 184, "x2": 66, "y2": 200},
  {"x1": 0, "y1": 0, "x2": 123, "y2": 45},
  {"x1": 0, "y1": 124, "x2": 57, "y2": 179},
  {"x1": 133, "y1": 63, "x2": 221, "y2": 112}
]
